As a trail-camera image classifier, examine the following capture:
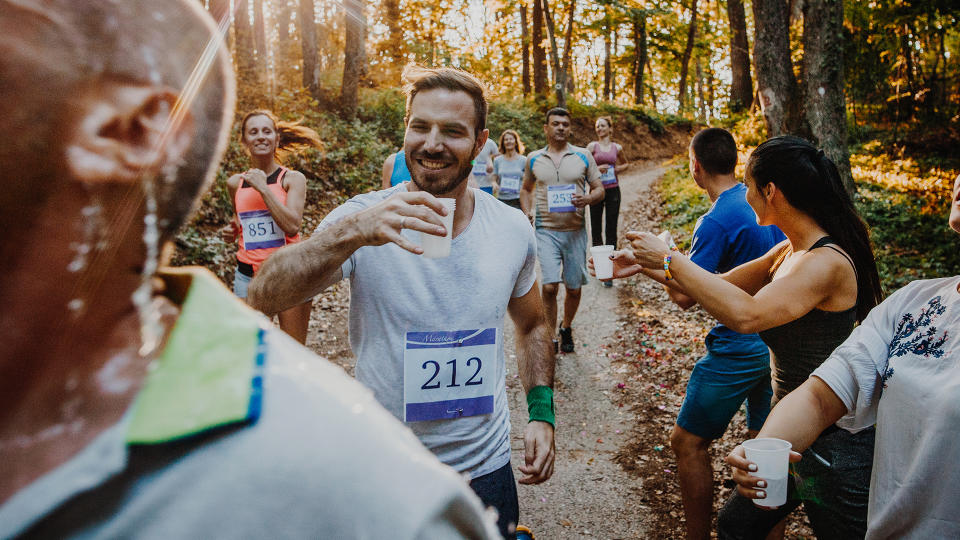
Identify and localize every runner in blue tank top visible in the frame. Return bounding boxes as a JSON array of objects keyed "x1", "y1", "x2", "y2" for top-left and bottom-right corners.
[{"x1": 381, "y1": 149, "x2": 412, "y2": 188}]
